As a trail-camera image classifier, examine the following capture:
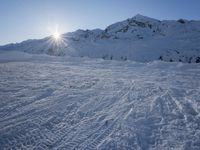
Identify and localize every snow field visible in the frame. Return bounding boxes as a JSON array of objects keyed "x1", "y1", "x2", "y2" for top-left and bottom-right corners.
[{"x1": 0, "y1": 54, "x2": 200, "y2": 149}]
